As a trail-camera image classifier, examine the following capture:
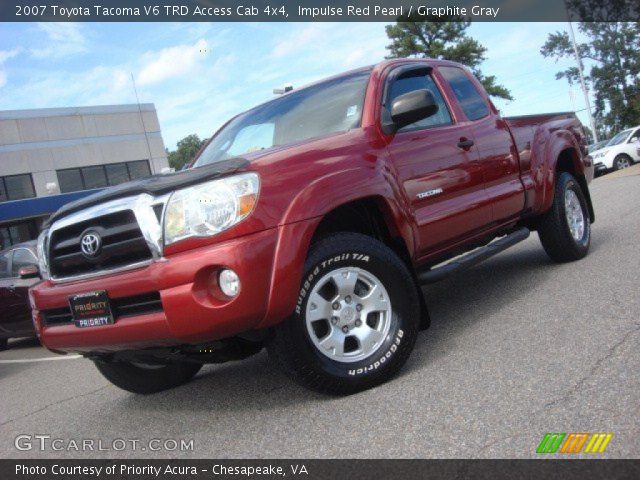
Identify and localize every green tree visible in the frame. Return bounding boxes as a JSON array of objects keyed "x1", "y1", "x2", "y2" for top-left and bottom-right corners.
[
  {"x1": 385, "y1": 16, "x2": 513, "y2": 100},
  {"x1": 167, "y1": 134, "x2": 208, "y2": 170},
  {"x1": 540, "y1": 5, "x2": 639, "y2": 136}
]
